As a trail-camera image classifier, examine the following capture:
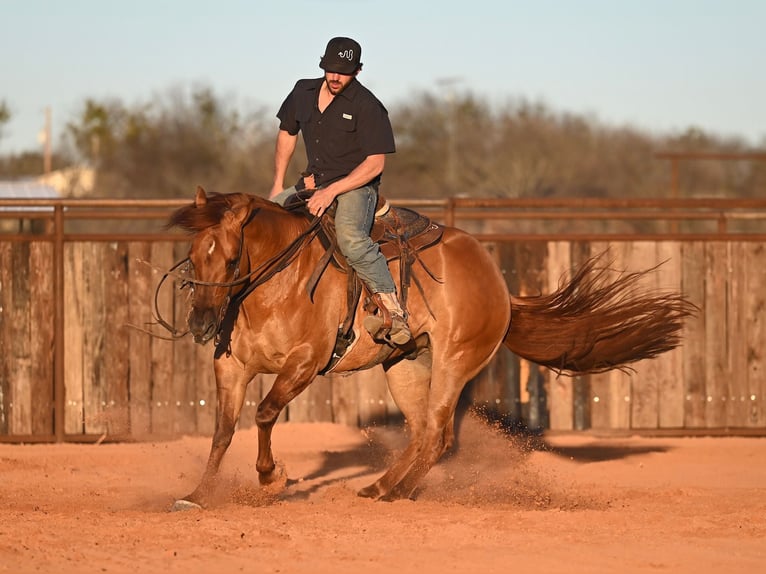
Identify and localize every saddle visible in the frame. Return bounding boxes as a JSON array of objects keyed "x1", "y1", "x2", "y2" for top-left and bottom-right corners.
[{"x1": 284, "y1": 190, "x2": 444, "y2": 368}]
